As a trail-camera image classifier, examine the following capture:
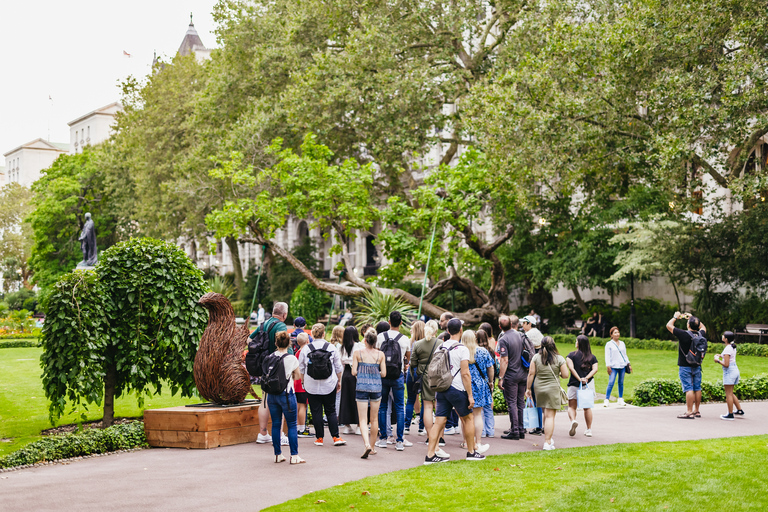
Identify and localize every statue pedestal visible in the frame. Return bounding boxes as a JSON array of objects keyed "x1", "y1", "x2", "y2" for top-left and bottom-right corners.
[
  {"x1": 74, "y1": 265, "x2": 96, "y2": 271},
  {"x1": 144, "y1": 402, "x2": 269, "y2": 449}
]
